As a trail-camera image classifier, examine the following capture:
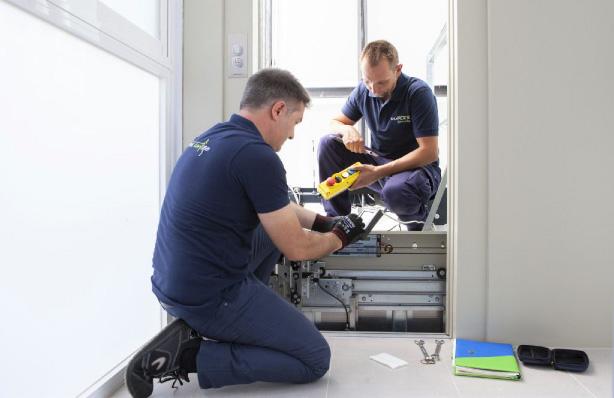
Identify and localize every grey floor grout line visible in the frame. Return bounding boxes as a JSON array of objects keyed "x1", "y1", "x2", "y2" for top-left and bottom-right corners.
[
  {"x1": 325, "y1": 351, "x2": 333, "y2": 398},
  {"x1": 325, "y1": 337, "x2": 344, "y2": 398},
  {"x1": 568, "y1": 372, "x2": 598, "y2": 398},
  {"x1": 450, "y1": 374, "x2": 462, "y2": 398}
]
